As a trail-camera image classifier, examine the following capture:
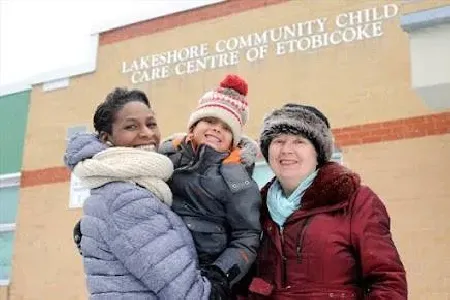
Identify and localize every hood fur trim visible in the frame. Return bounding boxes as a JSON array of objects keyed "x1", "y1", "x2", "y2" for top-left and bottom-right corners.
[
  {"x1": 301, "y1": 162, "x2": 361, "y2": 210},
  {"x1": 237, "y1": 135, "x2": 259, "y2": 168},
  {"x1": 160, "y1": 133, "x2": 258, "y2": 169}
]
